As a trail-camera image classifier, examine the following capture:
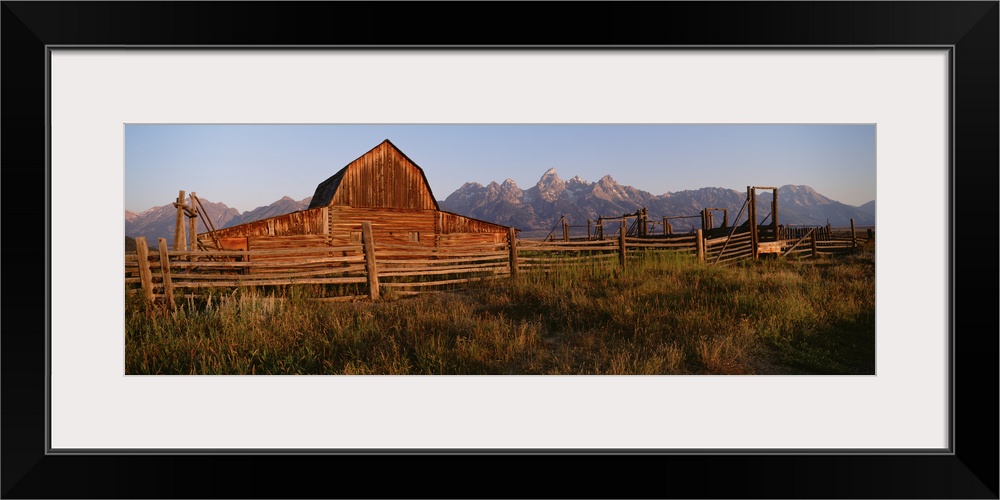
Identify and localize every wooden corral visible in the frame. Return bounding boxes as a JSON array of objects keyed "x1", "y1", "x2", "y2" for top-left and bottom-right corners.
[
  {"x1": 133, "y1": 164, "x2": 872, "y2": 307},
  {"x1": 196, "y1": 139, "x2": 511, "y2": 252}
]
